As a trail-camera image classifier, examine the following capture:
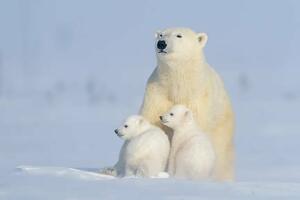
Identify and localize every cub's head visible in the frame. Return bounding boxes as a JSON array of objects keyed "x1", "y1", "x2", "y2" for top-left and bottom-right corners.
[
  {"x1": 114, "y1": 115, "x2": 149, "y2": 140},
  {"x1": 160, "y1": 105, "x2": 193, "y2": 130},
  {"x1": 155, "y1": 27, "x2": 208, "y2": 62}
]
